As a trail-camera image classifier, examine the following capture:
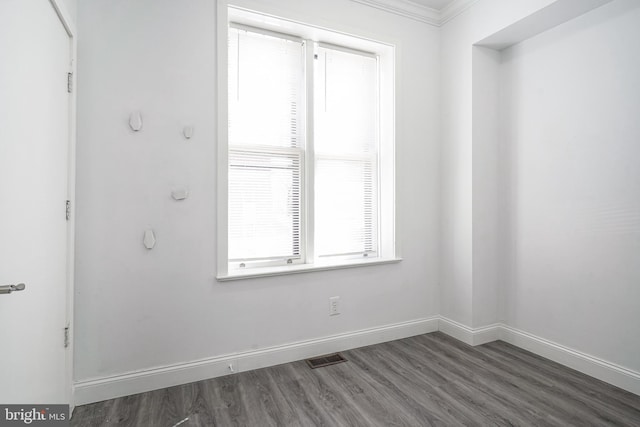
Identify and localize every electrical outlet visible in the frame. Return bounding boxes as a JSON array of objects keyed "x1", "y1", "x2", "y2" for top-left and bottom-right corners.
[{"x1": 329, "y1": 296, "x2": 340, "y2": 316}]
